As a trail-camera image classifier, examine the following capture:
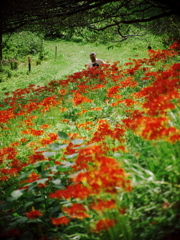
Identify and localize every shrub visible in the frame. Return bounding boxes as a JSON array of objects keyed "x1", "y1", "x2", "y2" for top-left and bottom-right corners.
[{"x1": 2, "y1": 31, "x2": 44, "y2": 59}]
